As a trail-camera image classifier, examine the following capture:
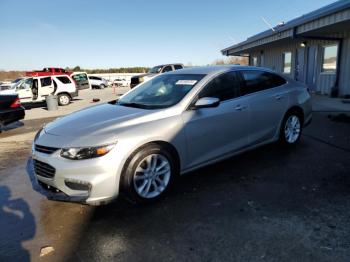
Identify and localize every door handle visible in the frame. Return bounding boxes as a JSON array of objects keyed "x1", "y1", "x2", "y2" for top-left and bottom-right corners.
[
  {"x1": 275, "y1": 94, "x2": 284, "y2": 100},
  {"x1": 234, "y1": 105, "x2": 247, "y2": 111}
]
